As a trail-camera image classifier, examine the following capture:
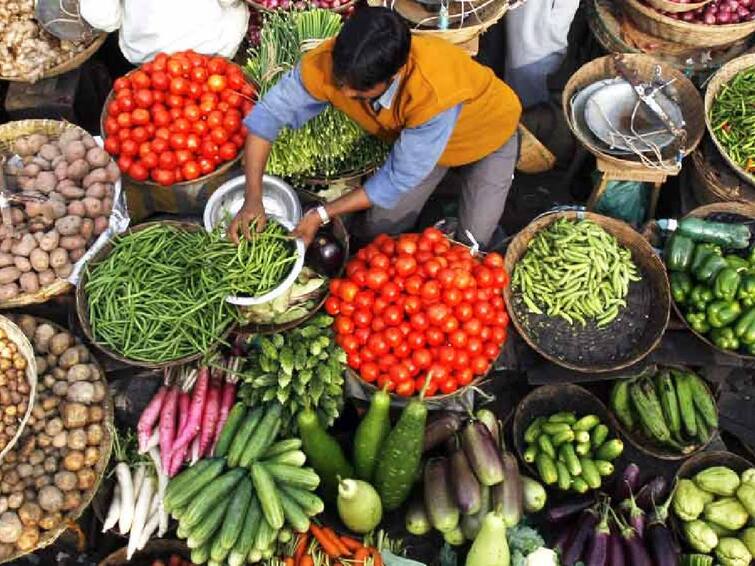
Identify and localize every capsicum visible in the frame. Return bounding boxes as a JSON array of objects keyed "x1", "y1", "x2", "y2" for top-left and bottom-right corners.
[
  {"x1": 734, "y1": 307, "x2": 755, "y2": 345},
  {"x1": 670, "y1": 272, "x2": 693, "y2": 304},
  {"x1": 713, "y1": 267, "x2": 742, "y2": 302},
  {"x1": 707, "y1": 300, "x2": 742, "y2": 328},
  {"x1": 725, "y1": 255, "x2": 750, "y2": 272},
  {"x1": 737, "y1": 274, "x2": 755, "y2": 308},
  {"x1": 691, "y1": 243, "x2": 723, "y2": 273},
  {"x1": 696, "y1": 254, "x2": 729, "y2": 285},
  {"x1": 747, "y1": 246, "x2": 755, "y2": 266},
  {"x1": 665, "y1": 234, "x2": 696, "y2": 272},
  {"x1": 686, "y1": 311, "x2": 711, "y2": 334},
  {"x1": 689, "y1": 285, "x2": 714, "y2": 312},
  {"x1": 710, "y1": 327, "x2": 740, "y2": 351}
]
